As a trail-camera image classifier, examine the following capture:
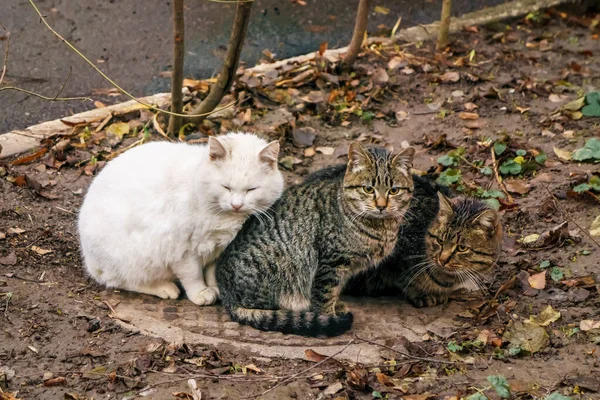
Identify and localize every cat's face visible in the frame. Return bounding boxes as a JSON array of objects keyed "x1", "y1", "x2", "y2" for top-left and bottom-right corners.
[
  {"x1": 425, "y1": 193, "x2": 502, "y2": 280},
  {"x1": 342, "y1": 143, "x2": 415, "y2": 220},
  {"x1": 206, "y1": 133, "x2": 284, "y2": 215}
]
